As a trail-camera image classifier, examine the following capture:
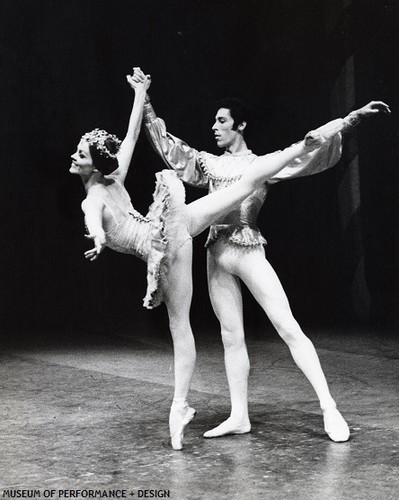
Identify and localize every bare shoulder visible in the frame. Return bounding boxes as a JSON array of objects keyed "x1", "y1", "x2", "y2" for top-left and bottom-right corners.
[{"x1": 81, "y1": 192, "x2": 106, "y2": 213}]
